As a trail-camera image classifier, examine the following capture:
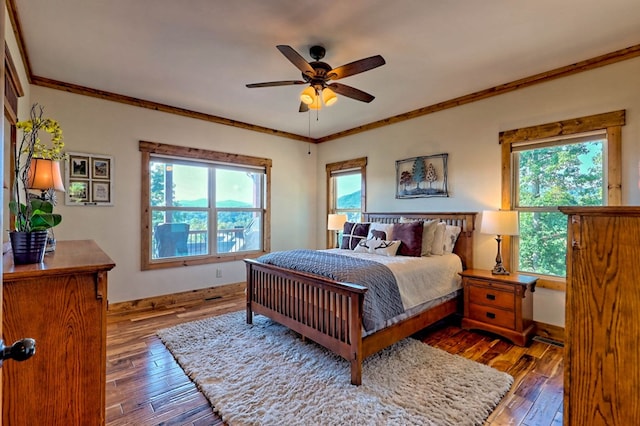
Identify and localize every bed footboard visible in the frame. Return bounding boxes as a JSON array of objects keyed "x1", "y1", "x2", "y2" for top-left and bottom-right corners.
[{"x1": 245, "y1": 258, "x2": 368, "y2": 385}]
